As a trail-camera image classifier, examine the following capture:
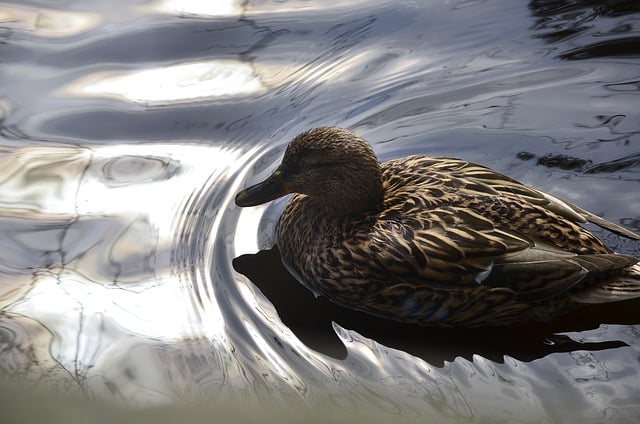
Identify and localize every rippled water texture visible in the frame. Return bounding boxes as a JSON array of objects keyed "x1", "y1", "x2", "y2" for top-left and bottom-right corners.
[{"x1": 1, "y1": 0, "x2": 640, "y2": 422}]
